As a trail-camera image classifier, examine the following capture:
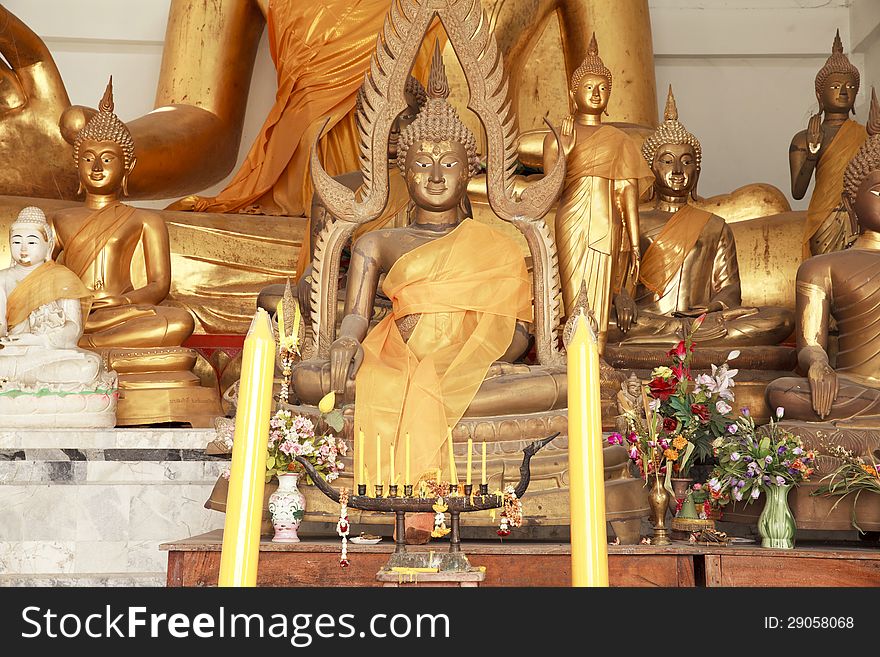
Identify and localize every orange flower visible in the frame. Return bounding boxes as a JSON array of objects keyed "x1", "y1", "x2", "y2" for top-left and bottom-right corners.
[
  {"x1": 861, "y1": 464, "x2": 880, "y2": 479},
  {"x1": 672, "y1": 435, "x2": 688, "y2": 450},
  {"x1": 664, "y1": 448, "x2": 680, "y2": 461}
]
